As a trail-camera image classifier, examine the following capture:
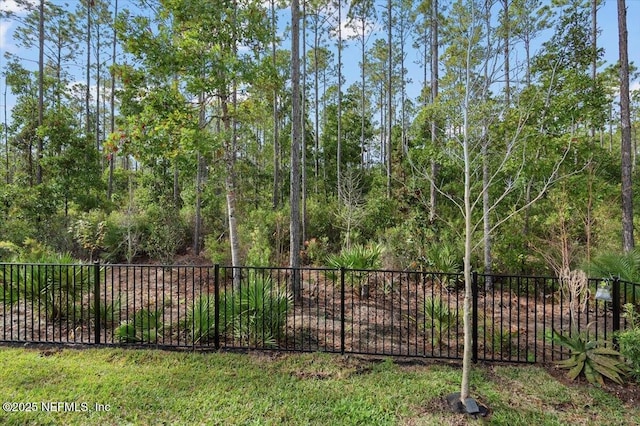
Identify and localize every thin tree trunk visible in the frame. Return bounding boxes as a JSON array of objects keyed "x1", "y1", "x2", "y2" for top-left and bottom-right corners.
[
  {"x1": 86, "y1": 1, "x2": 91, "y2": 138},
  {"x1": 483, "y1": 0, "x2": 493, "y2": 289},
  {"x1": 96, "y1": 25, "x2": 101, "y2": 154},
  {"x1": 591, "y1": 0, "x2": 597, "y2": 138},
  {"x1": 337, "y1": 0, "x2": 343, "y2": 196},
  {"x1": 291, "y1": 0, "x2": 302, "y2": 298},
  {"x1": 429, "y1": 0, "x2": 438, "y2": 222},
  {"x1": 108, "y1": 0, "x2": 118, "y2": 200},
  {"x1": 361, "y1": 18, "x2": 366, "y2": 169},
  {"x1": 313, "y1": 16, "x2": 320, "y2": 193},
  {"x1": 386, "y1": 0, "x2": 392, "y2": 198},
  {"x1": 36, "y1": 0, "x2": 44, "y2": 185},
  {"x1": 271, "y1": 0, "x2": 280, "y2": 209},
  {"x1": 618, "y1": 0, "x2": 634, "y2": 252},
  {"x1": 302, "y1": 0, "x2": 308, "y2": 245},
  {"x1": 194, "y1": 152, "x2": 203, "y2": 255}
]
